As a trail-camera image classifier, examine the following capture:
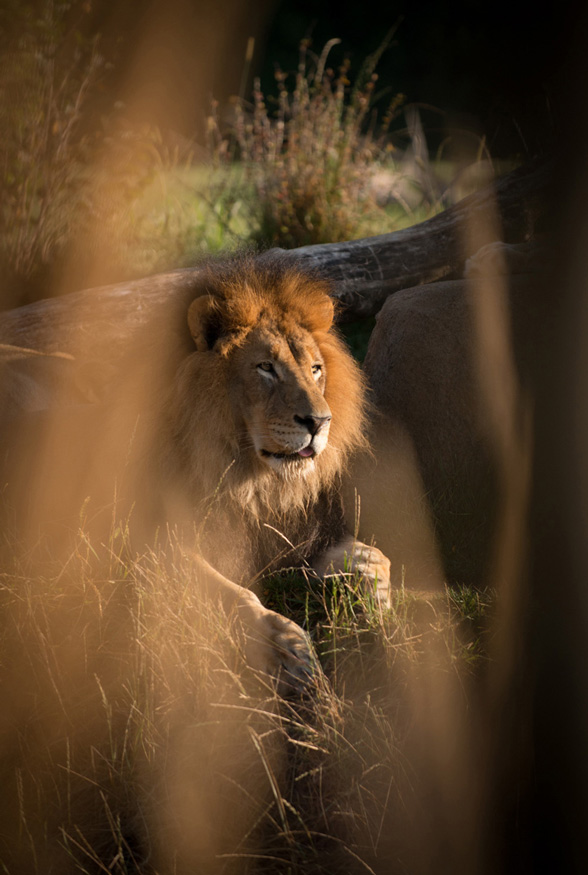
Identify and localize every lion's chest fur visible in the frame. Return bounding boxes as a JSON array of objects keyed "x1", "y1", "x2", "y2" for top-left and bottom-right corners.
[
  {"x1": 182, "y1": 483, "x2": 346, "y2": 584},
  {"x1": 146, "y1": 254, "x2": 368, "y2": 583}
]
